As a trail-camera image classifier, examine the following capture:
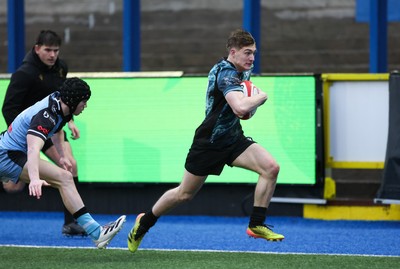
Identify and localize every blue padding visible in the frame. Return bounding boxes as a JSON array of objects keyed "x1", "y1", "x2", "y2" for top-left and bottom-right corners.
[{"x1": 356, "y1": 0, "x2": 400, "y2": 22}]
